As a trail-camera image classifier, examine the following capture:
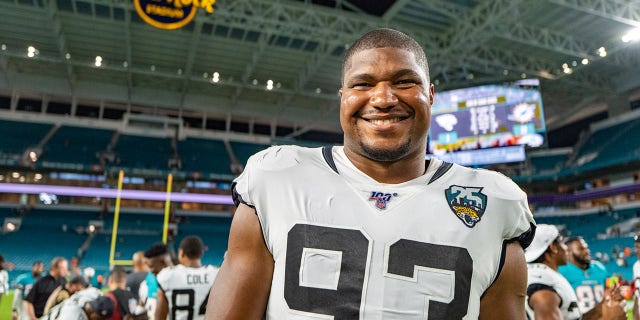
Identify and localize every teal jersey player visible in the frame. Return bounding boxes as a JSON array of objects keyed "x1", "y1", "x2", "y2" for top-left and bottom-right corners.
[
  {"x1": 12, "y1": 261, "x2": 44, "y2": 319},
  {"x1": 559, "y1": 236, "x2": 609, "y2": 314}
]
